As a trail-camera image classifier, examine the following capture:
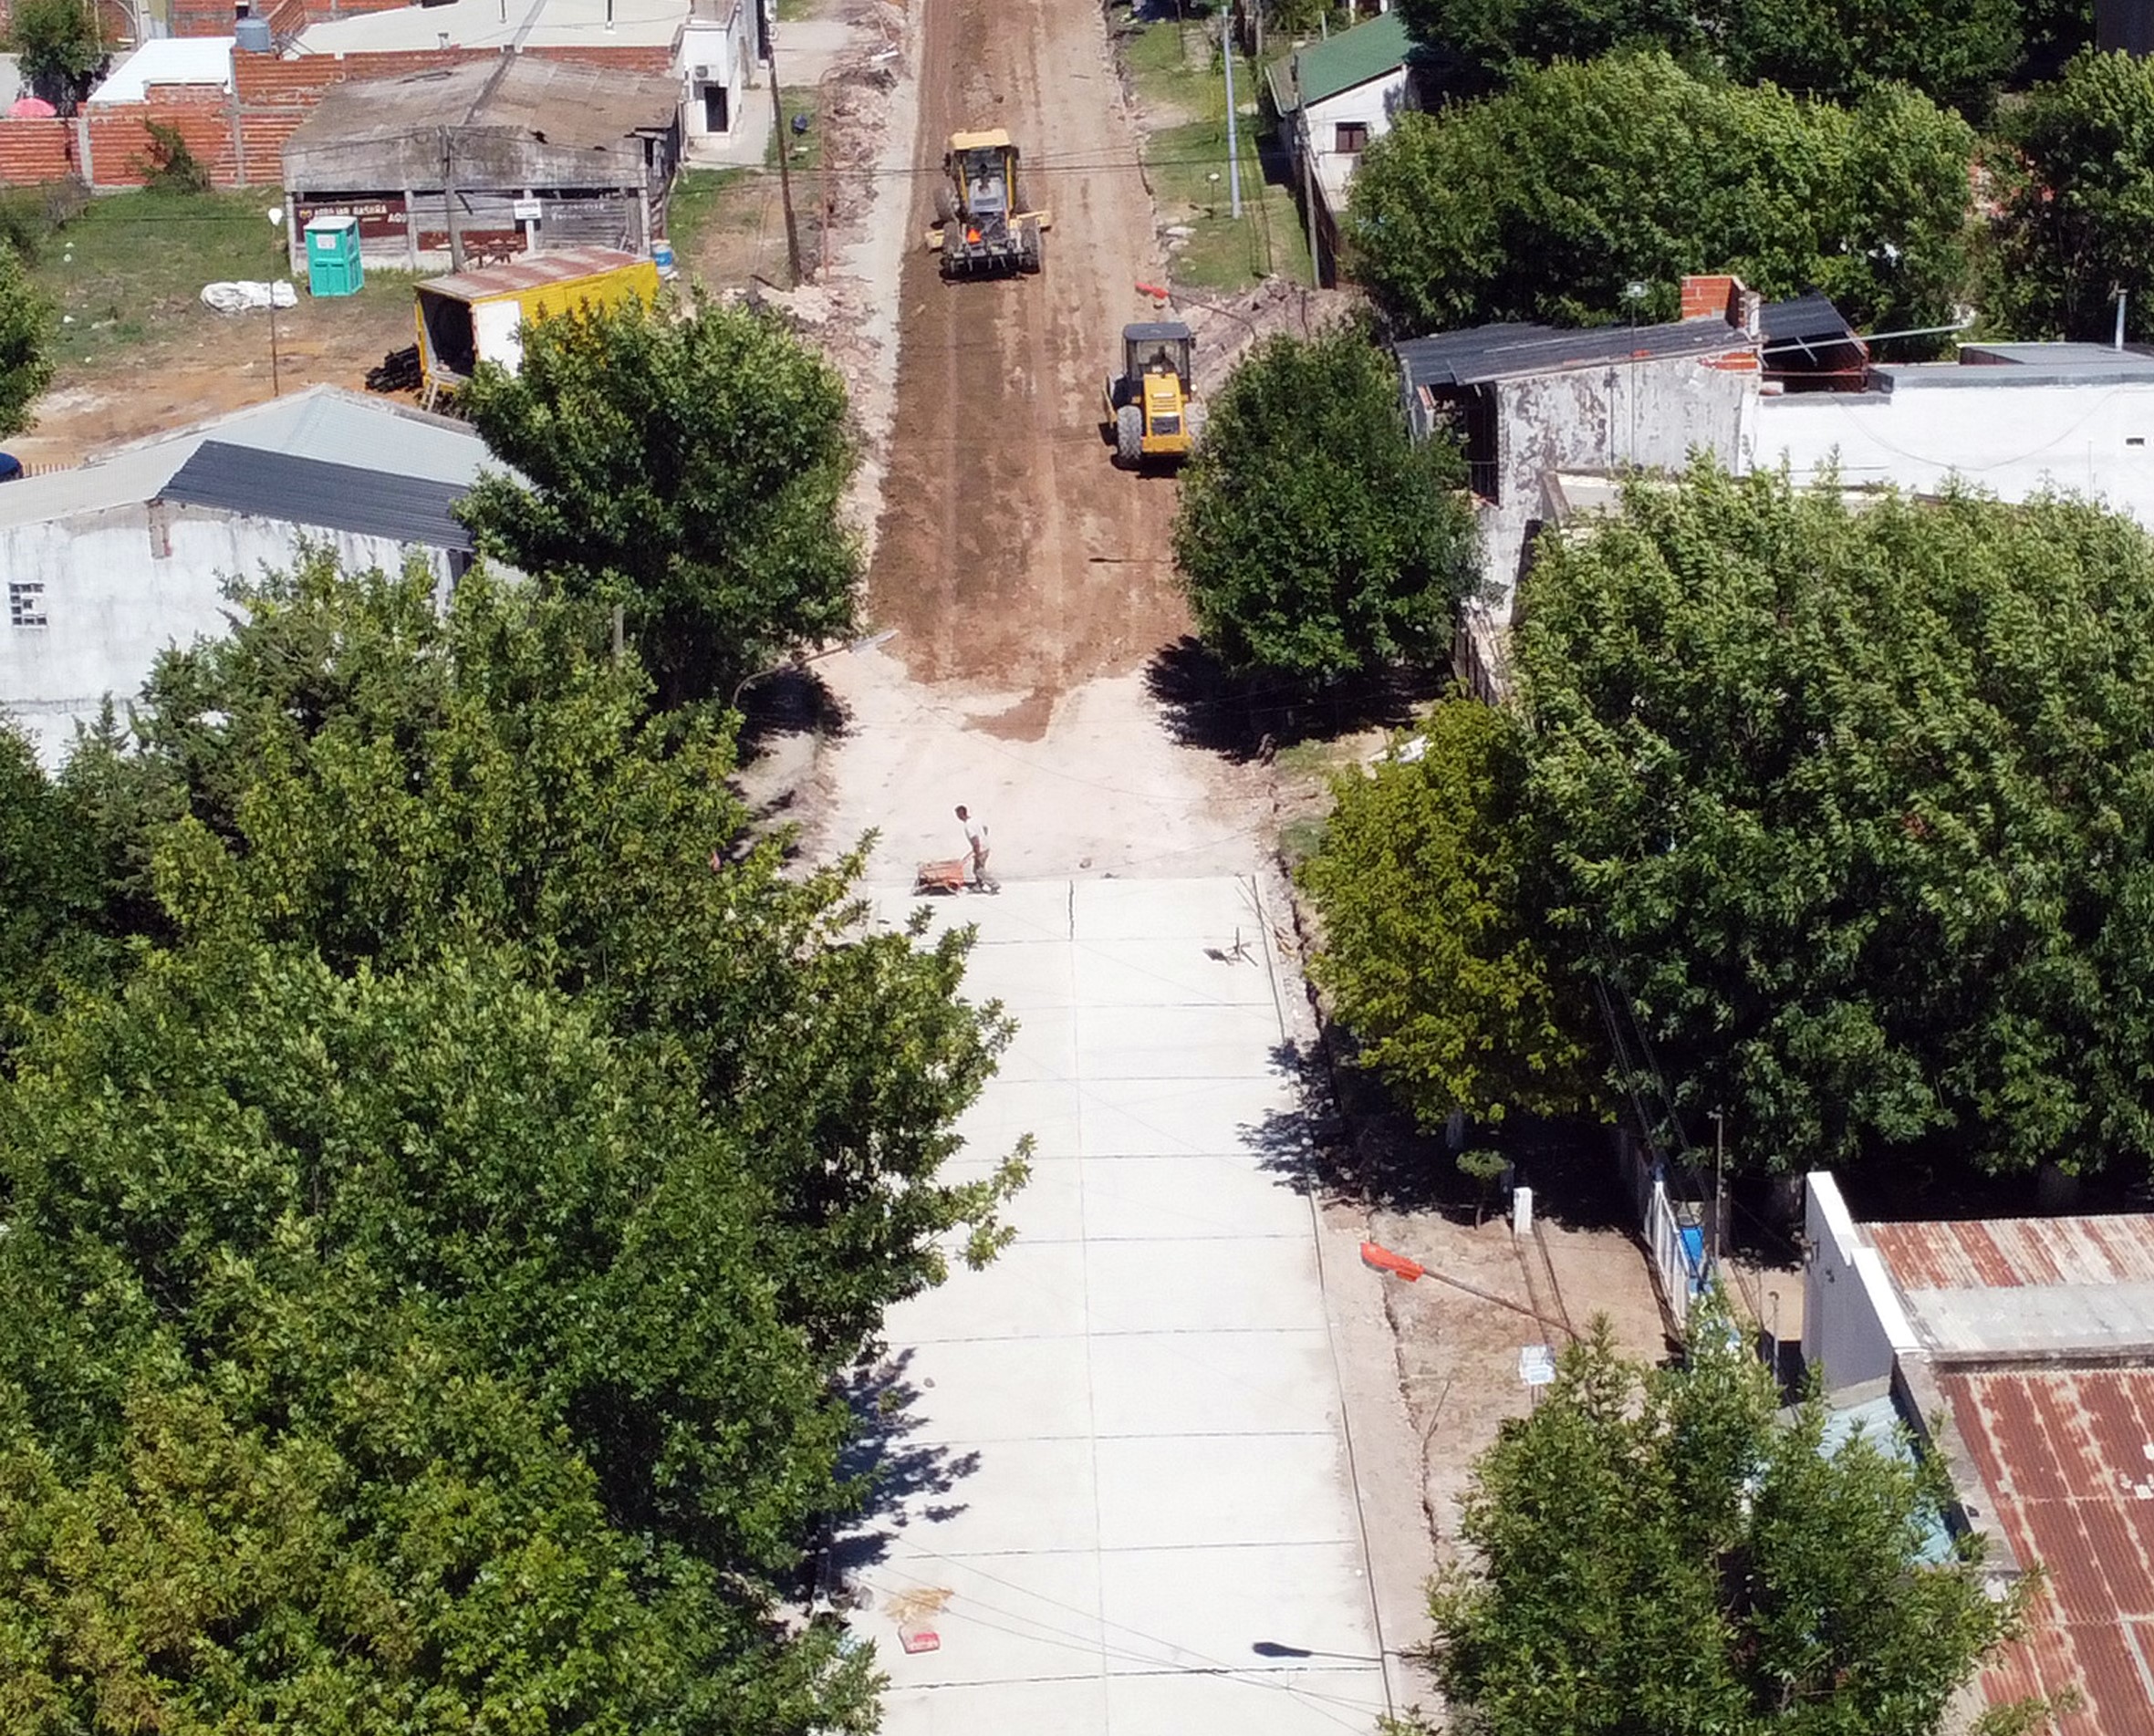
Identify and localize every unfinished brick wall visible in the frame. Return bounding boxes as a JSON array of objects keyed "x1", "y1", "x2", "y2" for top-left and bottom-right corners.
[
  {"x1": 0, "y1": 119, "x2": 78, "y2": 185},
  {"x1": 525, "y1": 42, "x2": 676, "y2": 72},
  {"x1": 83, "y1": 99, "x2": 241, "y2": 187}
]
